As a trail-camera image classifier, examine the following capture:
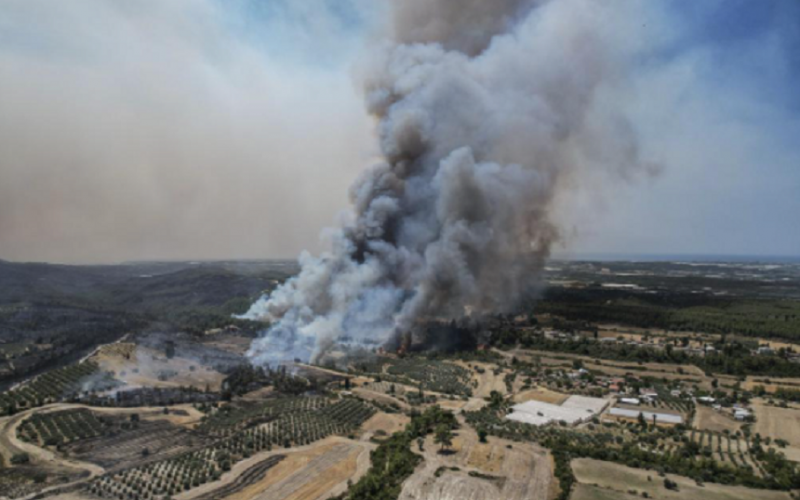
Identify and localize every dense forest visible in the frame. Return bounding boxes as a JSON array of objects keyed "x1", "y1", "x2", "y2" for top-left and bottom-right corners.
[{"x1": 537, "y1": 286, "x2": 800, "y2": 341}]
